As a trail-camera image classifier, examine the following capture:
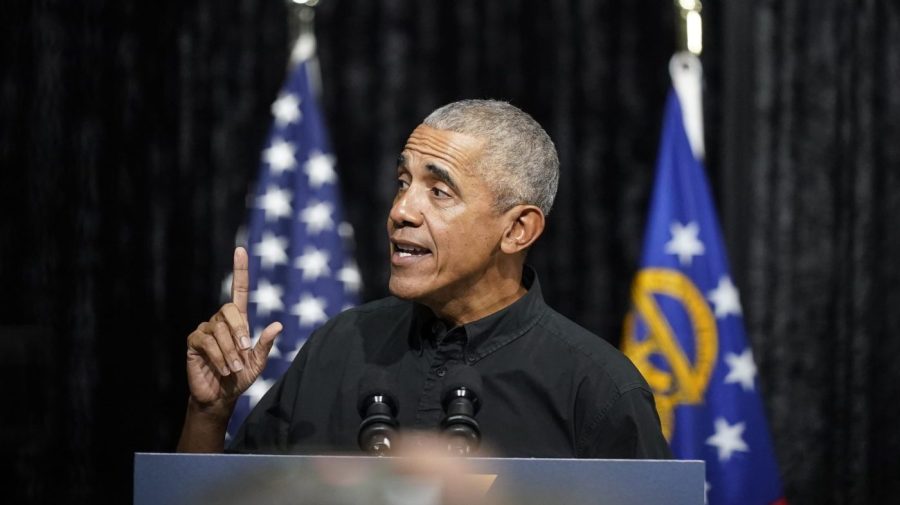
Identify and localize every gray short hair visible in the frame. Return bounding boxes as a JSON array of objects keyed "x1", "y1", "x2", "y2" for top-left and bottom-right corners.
[{"x1": 422, "y1": 99, "x2": 559, "y2": 216}]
